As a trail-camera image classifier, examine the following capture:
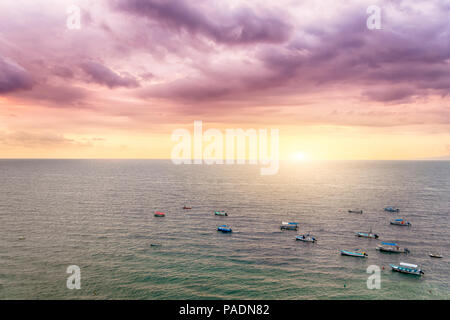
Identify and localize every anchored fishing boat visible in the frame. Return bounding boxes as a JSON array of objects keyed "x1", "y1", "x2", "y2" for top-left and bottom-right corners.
[
  {"x1": 356, "y1": 228, "x2": 379, "y2": 239},
  {"x1": 429, "y1": 253, "x2": 443, "y2": 258},
  {"x1": 390, "y1": 218, "x2": 411, "y2": 226},
  {"x1": 348, "y1": 209, "x2": 363, "y2": 214},
  {"x1": 280, "y1": 222, "x2": 299, "y2": 230},
  {"x1": 390, "y1": 262, "x2": 424, "y2": 276},
  {"x1": 217, "y1": 225, "x2": 232, "y2": 233},
  {"x1": 183, "y1": 206, "x2": 192, "y2": 210},
  {"x1": 340, "y1": 250, "x2": 368, "y2": 258},
  {"x1": 384, "y1": 206, "x2": 400, "y2": 213},
  {"x1": 296, "y1": 234, "x2": 316, "y2": 242},
  {"x1": 214, "y1": 211, "x2": 228, "y2": 216},
  {"x1": 154, "y1": 211, "x2": 165, "y2": 217},
  {"x1": 376, "y1": 242, "x2": 410, "y2": 254}
]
